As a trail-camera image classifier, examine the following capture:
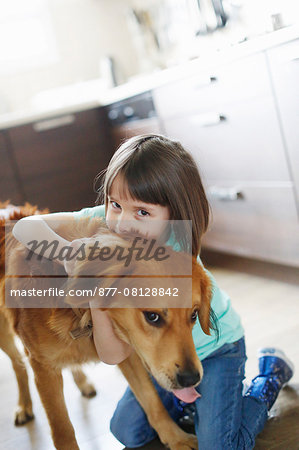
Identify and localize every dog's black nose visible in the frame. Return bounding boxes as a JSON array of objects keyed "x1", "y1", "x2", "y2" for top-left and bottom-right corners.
[{"x1": 176, "y1": 370, "x2": 201, "y2": 387}]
